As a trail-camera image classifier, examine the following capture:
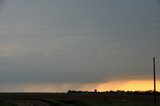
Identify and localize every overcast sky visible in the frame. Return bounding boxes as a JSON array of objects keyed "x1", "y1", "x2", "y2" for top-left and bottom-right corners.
[{"x1": 0, "y1": 0, "x2": 160, "y2": 92}]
